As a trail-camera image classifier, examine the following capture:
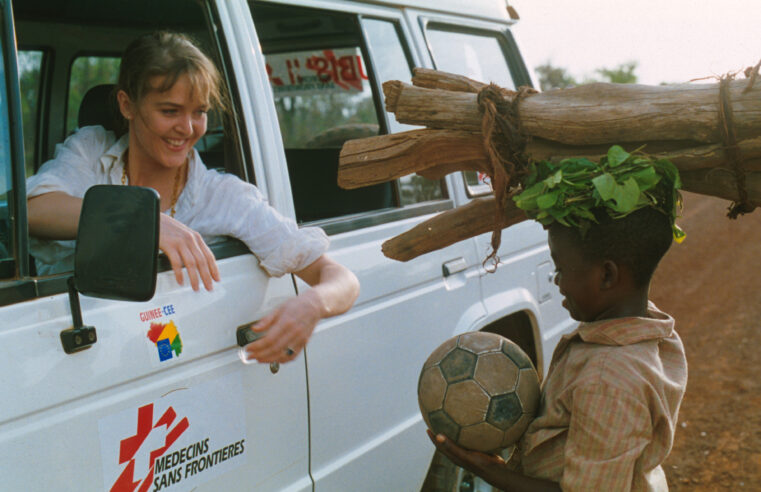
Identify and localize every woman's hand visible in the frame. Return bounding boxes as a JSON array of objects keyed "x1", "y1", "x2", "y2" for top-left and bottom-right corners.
[
  {"x1": 242, "y1": 255, "x2": 359, "y2": 364},
  {"x1": 243, "y1": 290, "x2": 322, "y2": 363},
  {"x1": 159, "y1": 213, "x2": 220, "y2": 291}
]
